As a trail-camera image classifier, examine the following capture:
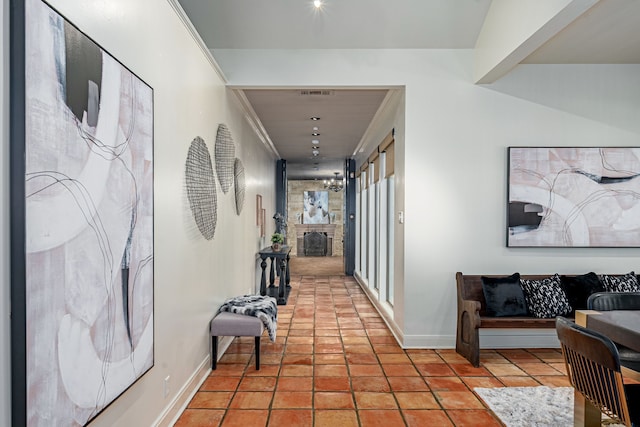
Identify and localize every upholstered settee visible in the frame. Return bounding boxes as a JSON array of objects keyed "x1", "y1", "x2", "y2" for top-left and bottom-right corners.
[{"x1": 455, "y1": 271, "x2": 640, "y2": 367}]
